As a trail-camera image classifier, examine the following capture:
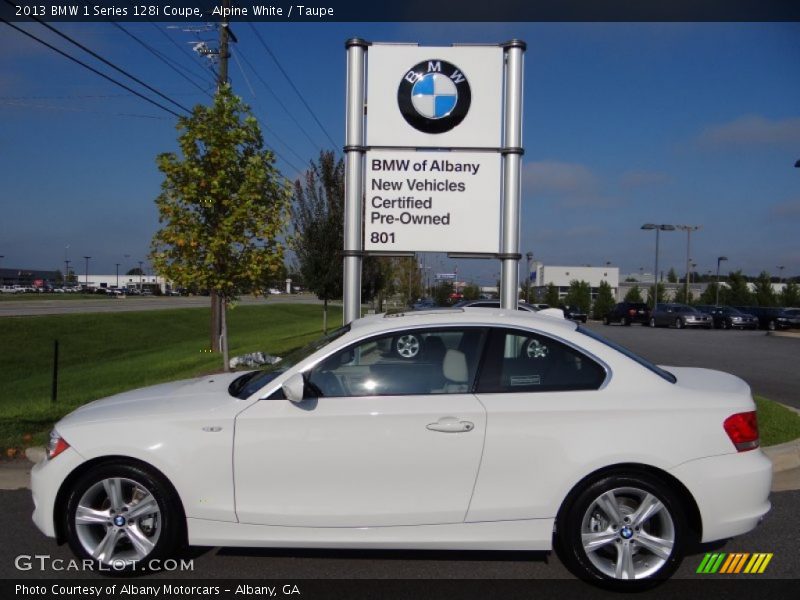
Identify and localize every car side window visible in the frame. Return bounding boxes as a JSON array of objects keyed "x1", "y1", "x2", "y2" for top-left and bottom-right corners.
[
  {"x1": 476, "y1": 328, "x2": 606, "y2": 393},
  {"x1": 306, "y1": 327, "x2": 488, "y2": 397}
]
